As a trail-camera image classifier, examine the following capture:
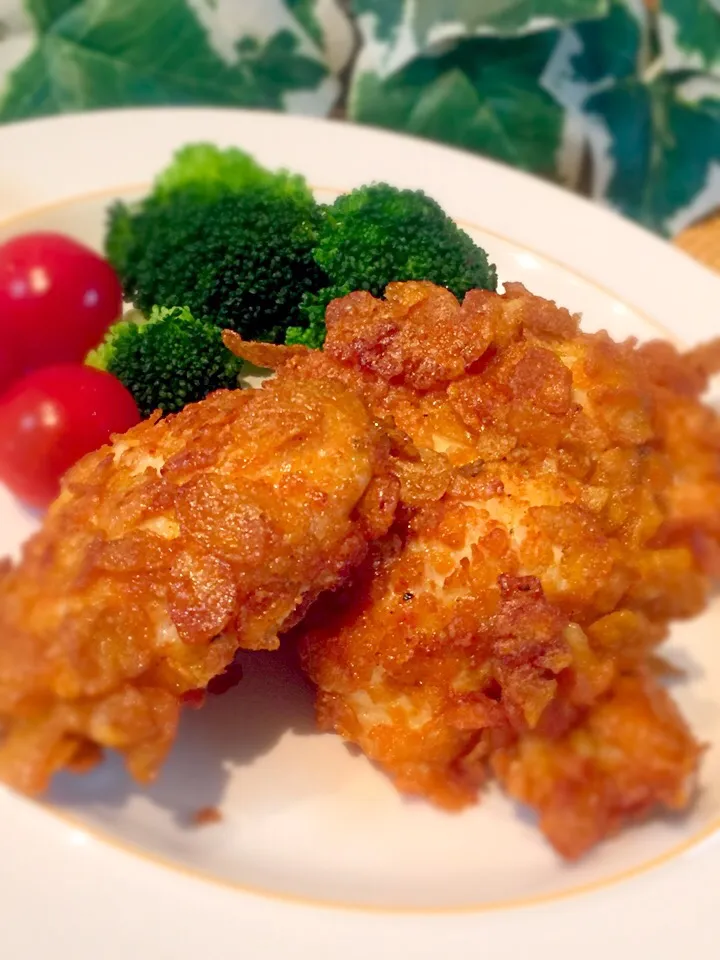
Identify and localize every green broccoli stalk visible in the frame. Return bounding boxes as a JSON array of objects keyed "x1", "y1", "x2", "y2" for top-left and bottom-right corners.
[
  {"x1": 291, "y1": 183, "x2": 497, "y2": 345},
  {"x1": 86, "y1": 305, "x2": 243, "y2": 418},
  {"x1": 105, "y1": 144, "x2": 326, "y2": 344}
]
